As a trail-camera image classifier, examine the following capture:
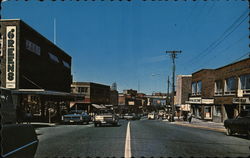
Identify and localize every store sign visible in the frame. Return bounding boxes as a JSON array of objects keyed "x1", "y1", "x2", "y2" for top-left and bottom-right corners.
[
  {"x1": 6, "y1": 26, "x2": 16, "y2": 89},
  {"x1": 128, "y1": 101, "x2": 134, "y2": 105},
  {"x1": 201, "y1": 99, "x2": 214, "y2": 104},
  {"x1": 233, "y1": 98, "x2": 250, "y2": 104},
  {"x1": 187, "y1": 97, "x2": 201, "y2": 104}
]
